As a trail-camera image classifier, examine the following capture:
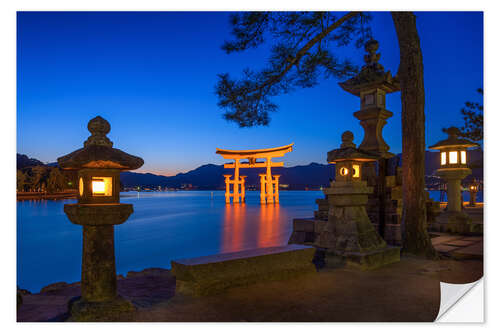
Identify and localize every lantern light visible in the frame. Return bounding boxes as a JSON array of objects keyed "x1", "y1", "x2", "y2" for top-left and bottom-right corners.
[
  {"x1": 92, "y1": 179, "x2": 105, "y2": 195},
  {"x1": 79, "y1": 177, "x2": 84, "y2": 196},
  {"x1": 91, "y1": 177, "x2": 112, "y2": 196},
  {"x1": 429, "y1": 127, "x2": 478, "y2": 169},
  {"x1": 468, "y1": 178, "x2": 480, "y2": 207},
  {"x1": 327, "y1": 131, "x2": 378, "y2": 183},
  {"x1": 352, "y1": 164, "x2": 360, "y2": 178},
  {"x1": 449, "y1": 151, "x2": 458, "y2": 164}
]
